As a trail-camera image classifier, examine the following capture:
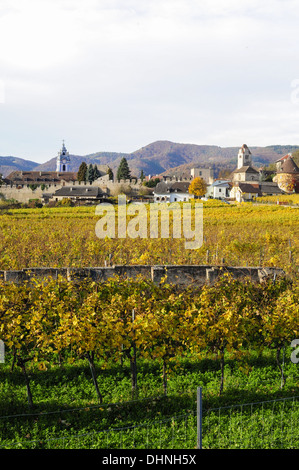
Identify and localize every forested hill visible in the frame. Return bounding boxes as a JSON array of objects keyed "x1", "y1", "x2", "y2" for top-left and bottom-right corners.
[
  {"x1": 0, "y1": 156, "x2": 38, "y2": 178},
  {"x1": 2, "y1": 141, "x2": 299, "y2": 178}
]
